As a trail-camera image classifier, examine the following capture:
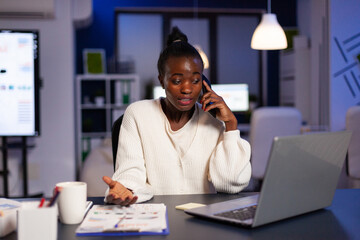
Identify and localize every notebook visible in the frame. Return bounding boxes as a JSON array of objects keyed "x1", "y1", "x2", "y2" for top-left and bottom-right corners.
[{"x1": 185, "y1": 131, "x2": 352, "y2": 228}]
